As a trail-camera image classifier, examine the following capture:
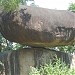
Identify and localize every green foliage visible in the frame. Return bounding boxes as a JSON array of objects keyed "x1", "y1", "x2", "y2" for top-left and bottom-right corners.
[
  {"x1": 29, "y1": 59, "x2": 75, "y2": 75},
  {"x1": 0, "y1": 0, "x2": 20, "y2": 12},
  {"x1": 68, "y1": 3, "x2": 75, "y2": 12},
  {"x1": 57, "y1": 45, "x2": 75, "y2": 53},
  {"x1": 0, "y1": 0, "x2": 35, "y2": 12},
  {"x1": 0, "y1": 33, "x2": 22, "y2": 52}
]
